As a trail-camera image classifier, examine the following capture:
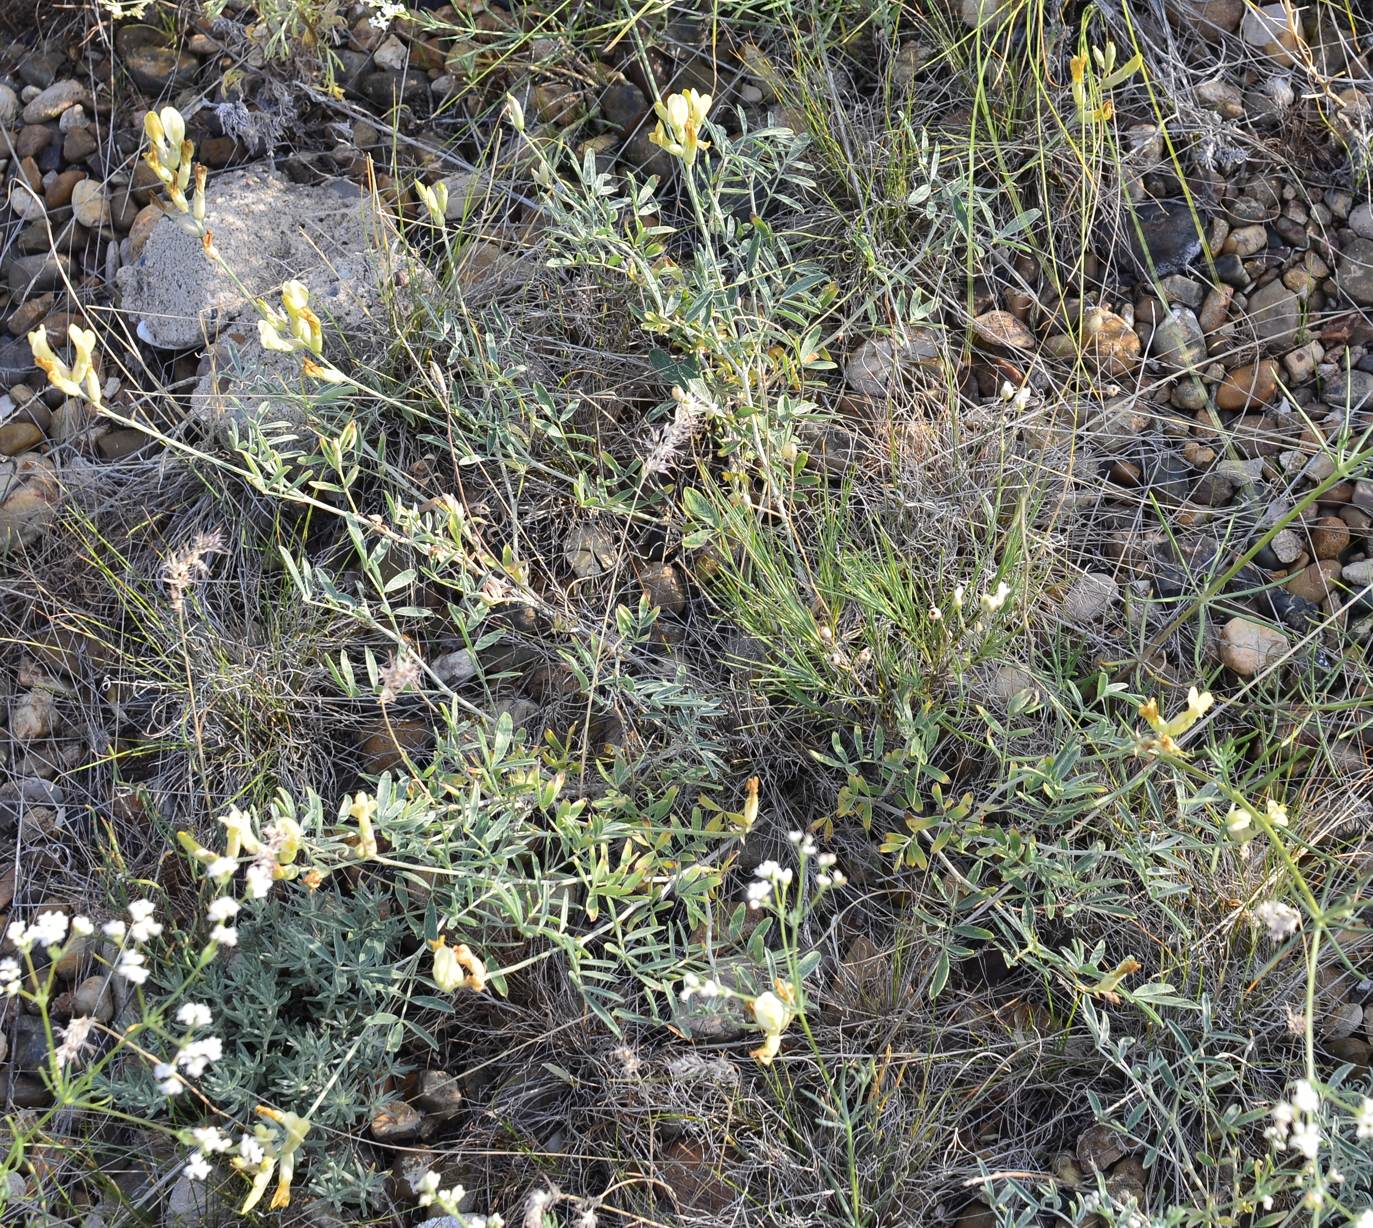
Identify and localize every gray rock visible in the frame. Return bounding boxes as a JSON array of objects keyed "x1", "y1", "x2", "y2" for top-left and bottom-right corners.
[
  {"x1": 1343, "y1": 559, "x2": 1373, "y2": 587},
  {"x1": 0, "y1": 83, "x2": 17, "y2": 126},
  {"x1": 10, "y1": 1015, "x2": 50, "y2": 1071},
  {"x1": 1151, "y1": 306, "x2": 1207, "y2": 372},
  {"x1": 1327, "y1": 369, "x2": 1373, "y2": 410},
  {"x1": 1245, "y1": 279, "x2": 1302, "y2": 348},
  {"x1": 164, "y1": 1172, "x2": 231, "y2": 1228},
  {"x1": 1349, "y1": 202, "x2": 1373, "y2": 241},
  {"x1": 1061, "y1": 572, "x2": 1119, "y2": 622},
  {"x1": 845, "y1": 331, "x2": 943, "y2": 396},
  {"x1": 20, "y1": 80, "x2": 91, "y2": 125},
  {"x1": 1339, "y1": 237, "x2": 1373, "y2": 306},
  {"x1": 0, "y1": 337, "x2": 37, "y2": 385},
  {"x1": 116, "y1": 167, "x2": 374, "y2": 350},
  {"x1": 7, "y1": 252, "x2": 69, "y2": 296}
]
